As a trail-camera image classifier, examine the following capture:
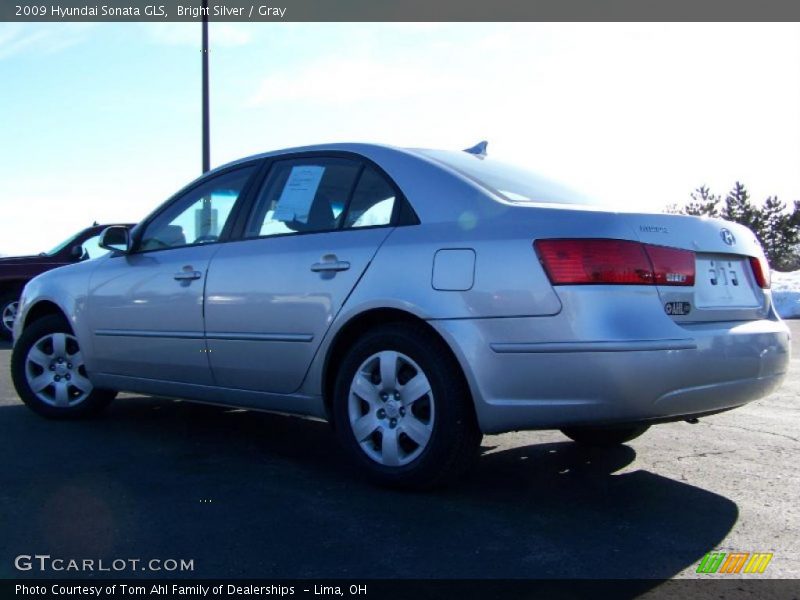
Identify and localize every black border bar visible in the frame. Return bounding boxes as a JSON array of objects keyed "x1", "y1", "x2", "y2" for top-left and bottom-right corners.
[
  {"x1": 5, "y1": 579, "x2": 800, "y2": 600},
  {"x1": 5, "y1": 0, "x2": 800, "y2": 22}
]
